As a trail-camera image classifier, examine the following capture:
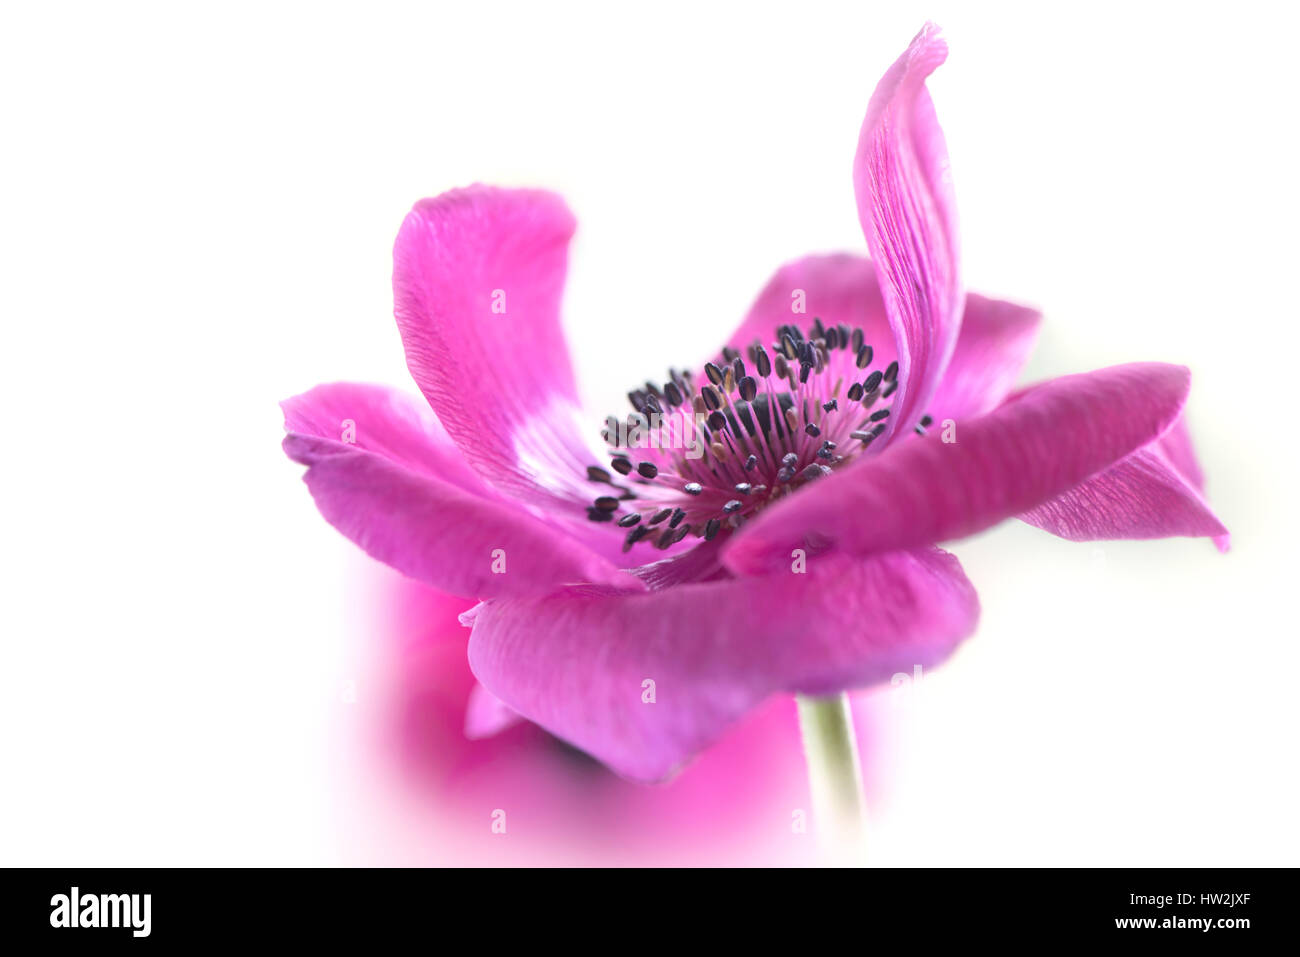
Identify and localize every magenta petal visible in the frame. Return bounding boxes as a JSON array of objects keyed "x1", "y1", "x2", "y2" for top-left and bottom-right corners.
[
  {"x1": 1157, "y1": 413, "x2": 1229, "y2": 550},
  {"x1": 468, "y1": 548, "x2": 978, "y2": 781},
  {"x1": 282, "y1": 383, "x2": 640, "y2": 598},
  {"x1": 1153, "y1": 412, "x2": 1207, "y2": 491},
  {"x1": 464, "y1": 681, "x2": 523, "y2": 739},
  {"x1": 726, "y1": 253, "x2": 1039, "y2": 427},
  {"x1": 854, "y1": 23, "x2": 962, "y2": 439},
  {"x1": 1018, "y1": 445, "x2": 1229, "y2": 545},
  {"x1": 283, "y1": 381, "x2": 486, "y2": 494},
  {"x1": 724, "y1": 363, "x2": 1192, "y2": 574},
  {"x1": 724, "y1": 253, "x2": 892, "y2": 357},
  {"x1": 927, "y1": 293, "x2": 1042, "y2": 422},
  {"x1": 393, "y1": 185, "x2": 602, "y2": 514}
]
